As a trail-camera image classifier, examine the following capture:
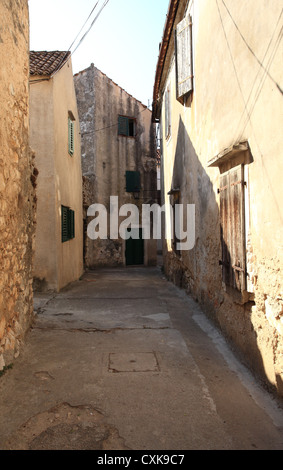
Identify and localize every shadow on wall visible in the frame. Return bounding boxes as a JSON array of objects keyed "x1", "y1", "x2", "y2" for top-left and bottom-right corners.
[
  {"x1": 163, "y1": 116, "x2": 279, "y2": 396},
  {"x1": 164, "y1": 116, "x2": 221, "y2": 305}
]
